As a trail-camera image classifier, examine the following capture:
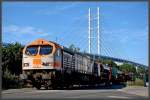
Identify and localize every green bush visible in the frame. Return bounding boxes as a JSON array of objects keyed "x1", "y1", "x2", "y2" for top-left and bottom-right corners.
[
  {"x1": 2, "y1": 42, "x2": 24, "y2": 89},
  {"x1": 2, "y1": 42, "x2": 23, "y2": 75},
  {"x1": 2, "y1": 69, "x2": 22, "y2": 89}
]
